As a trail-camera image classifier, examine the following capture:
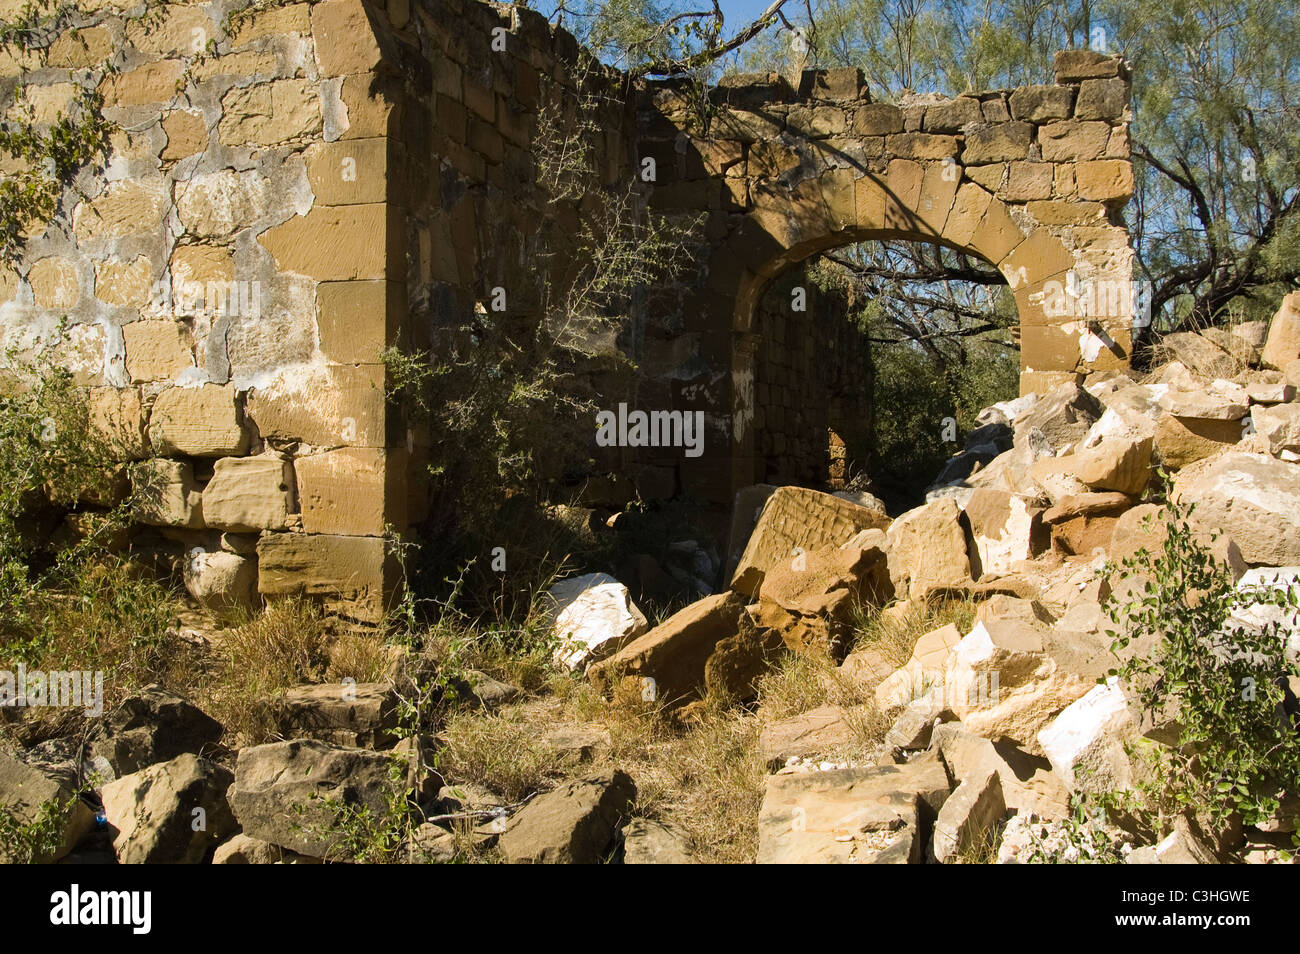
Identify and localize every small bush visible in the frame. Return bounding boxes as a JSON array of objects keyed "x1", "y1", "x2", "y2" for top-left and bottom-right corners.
[{"x1": 1105, "y1": 504, "x2": 1300, "y2": 834}]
